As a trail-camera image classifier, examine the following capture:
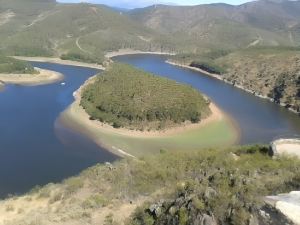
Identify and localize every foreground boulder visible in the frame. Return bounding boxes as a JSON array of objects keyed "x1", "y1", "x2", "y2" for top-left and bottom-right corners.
[
  {"x1": 270, "y1": 138, "x2": 300, "y2": 159},
  {"x1": 265, "y1": 191, "x2": 300, "y2": 225}
]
